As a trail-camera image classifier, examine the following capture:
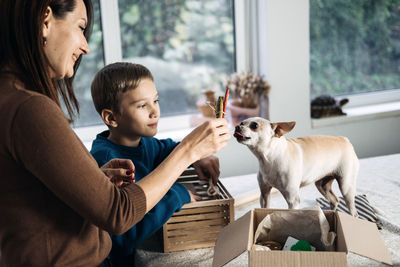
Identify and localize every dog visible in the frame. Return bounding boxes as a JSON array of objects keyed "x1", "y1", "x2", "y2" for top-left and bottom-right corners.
[{"x1": 233, "y1": 117, "x2": 359, "y2": 217}]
